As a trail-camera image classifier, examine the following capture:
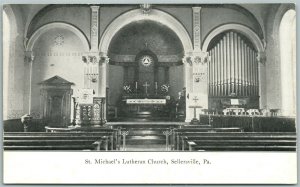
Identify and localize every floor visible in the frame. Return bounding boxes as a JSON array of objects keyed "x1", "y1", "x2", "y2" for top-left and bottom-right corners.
[{"x1": 123, "y1": 144, "x2": 170, "y2": 151}]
